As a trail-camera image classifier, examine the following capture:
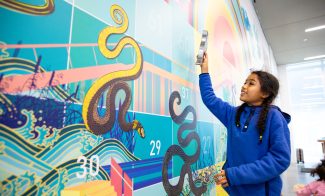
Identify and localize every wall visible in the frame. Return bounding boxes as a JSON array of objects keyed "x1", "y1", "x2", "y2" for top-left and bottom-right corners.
[{"x1": 0, "y1": 0, "x2": 277, "y2": 195}]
